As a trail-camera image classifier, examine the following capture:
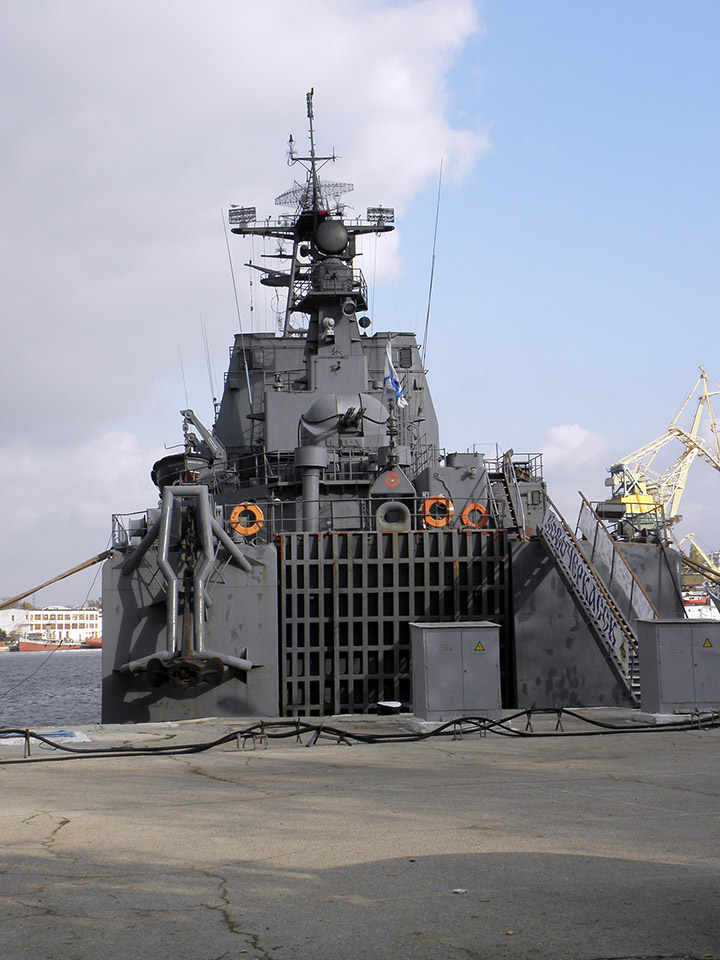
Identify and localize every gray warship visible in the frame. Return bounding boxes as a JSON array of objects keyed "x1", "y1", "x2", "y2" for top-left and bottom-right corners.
[{"x1": 102, "y1": 92, "x2": 688, "y2": 723}]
